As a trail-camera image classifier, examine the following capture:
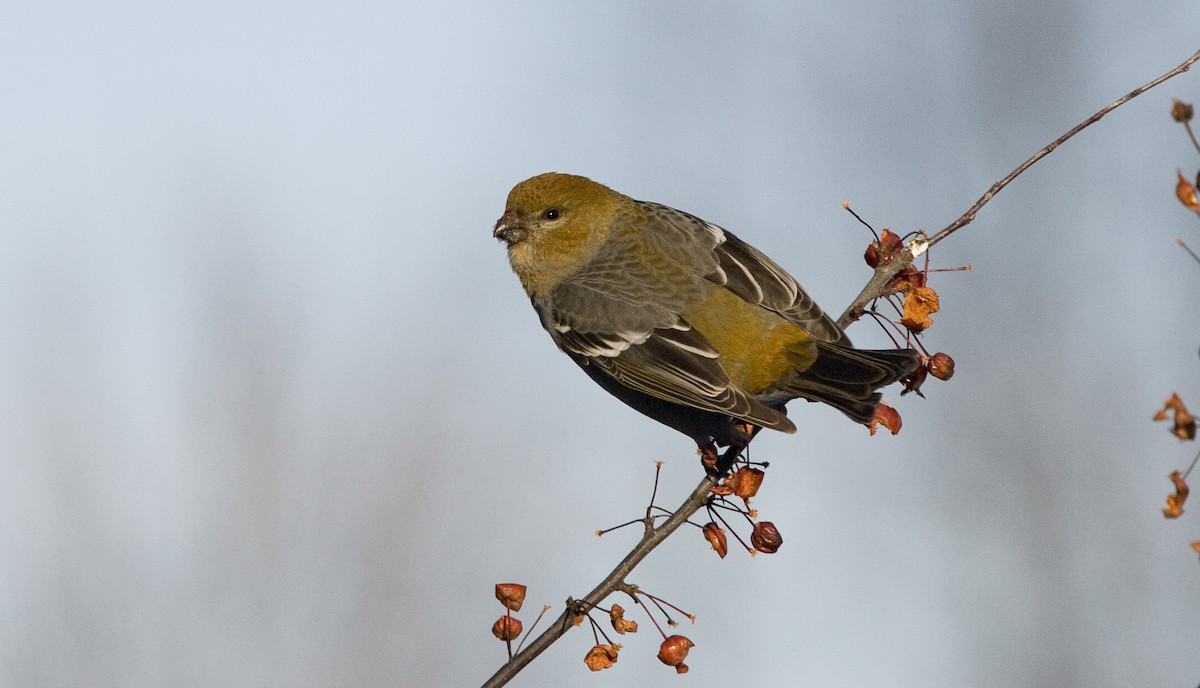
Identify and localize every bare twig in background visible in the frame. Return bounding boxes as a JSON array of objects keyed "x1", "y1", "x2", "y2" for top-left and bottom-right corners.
[
  {"x1": 483, "y1": 47, "x2": 1200, "y2": 688},
  {"x1": 1176, "y1": 237, "x2": 1200, "y2": 265}
]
